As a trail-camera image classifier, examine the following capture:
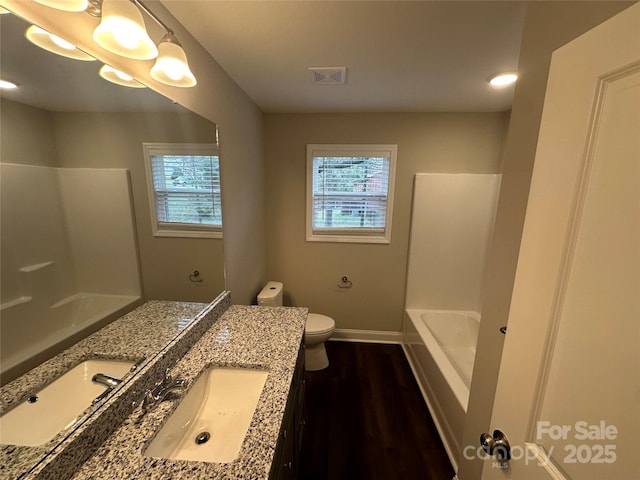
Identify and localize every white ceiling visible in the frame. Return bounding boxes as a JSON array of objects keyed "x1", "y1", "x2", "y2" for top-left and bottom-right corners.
[{"x1": 162, "y1": 0, "x2": 527, "y2": 113}]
